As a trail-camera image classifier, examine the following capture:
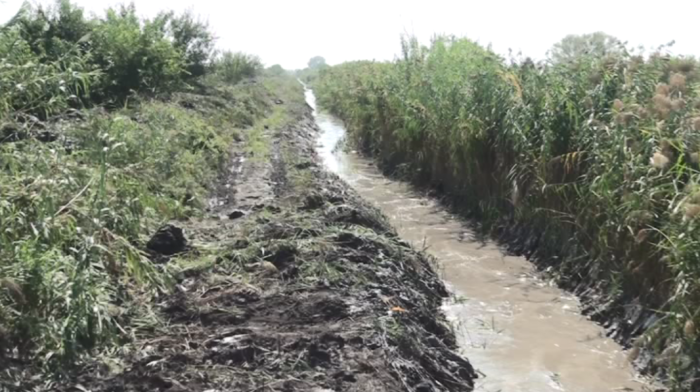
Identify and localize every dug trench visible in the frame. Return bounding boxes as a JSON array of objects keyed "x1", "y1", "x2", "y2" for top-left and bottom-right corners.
[
  {"x1": 321, "y1": 105, "x2": 670, "y2": 386},
  {"x1": 26, "y1": 86, "x2": 477, "y2": 391},
  {"x1": 348, "y1": 132, "x2": 667, "y2": 384},
  {"x1": 308, "y1": 87, "x2": 666, "y2": 391}
]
